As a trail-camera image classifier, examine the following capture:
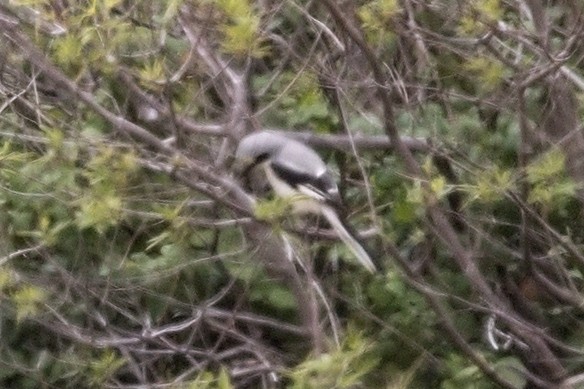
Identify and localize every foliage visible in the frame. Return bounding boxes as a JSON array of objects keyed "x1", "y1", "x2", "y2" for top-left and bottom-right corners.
[
  {"x1": 253, "y1": 71, "x2": 337, "y2": 131},
  {"x1": 288, "y1": 329, "x2": 379, "y2": 389},
  {"x1": 214, "y1": 0, "x2": 267, "y2": 57},
  {"x1": 358, "y1": 0, "x2": 399, "y2": 45},
  {"x1": 1, "y1": 0, "x2": 584, "y2": 388},
  {"x1": 177, "y1": 368, "x2": 233, "y2": 389},
  {"x1": 526, "y1": 148, "x2": 579, "y2": 208}
]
